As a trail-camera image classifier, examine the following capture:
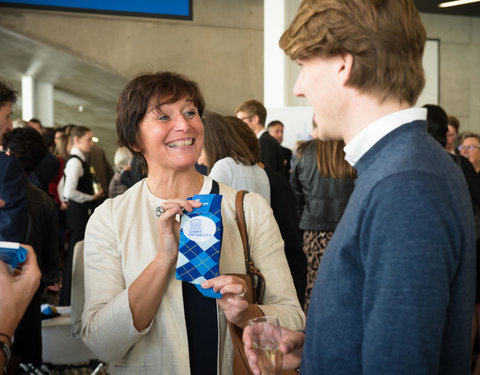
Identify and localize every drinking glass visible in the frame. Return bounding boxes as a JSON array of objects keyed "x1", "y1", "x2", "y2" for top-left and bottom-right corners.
[{"x1": 248, "y1": 316, "x2": 283, "y2": 375}]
